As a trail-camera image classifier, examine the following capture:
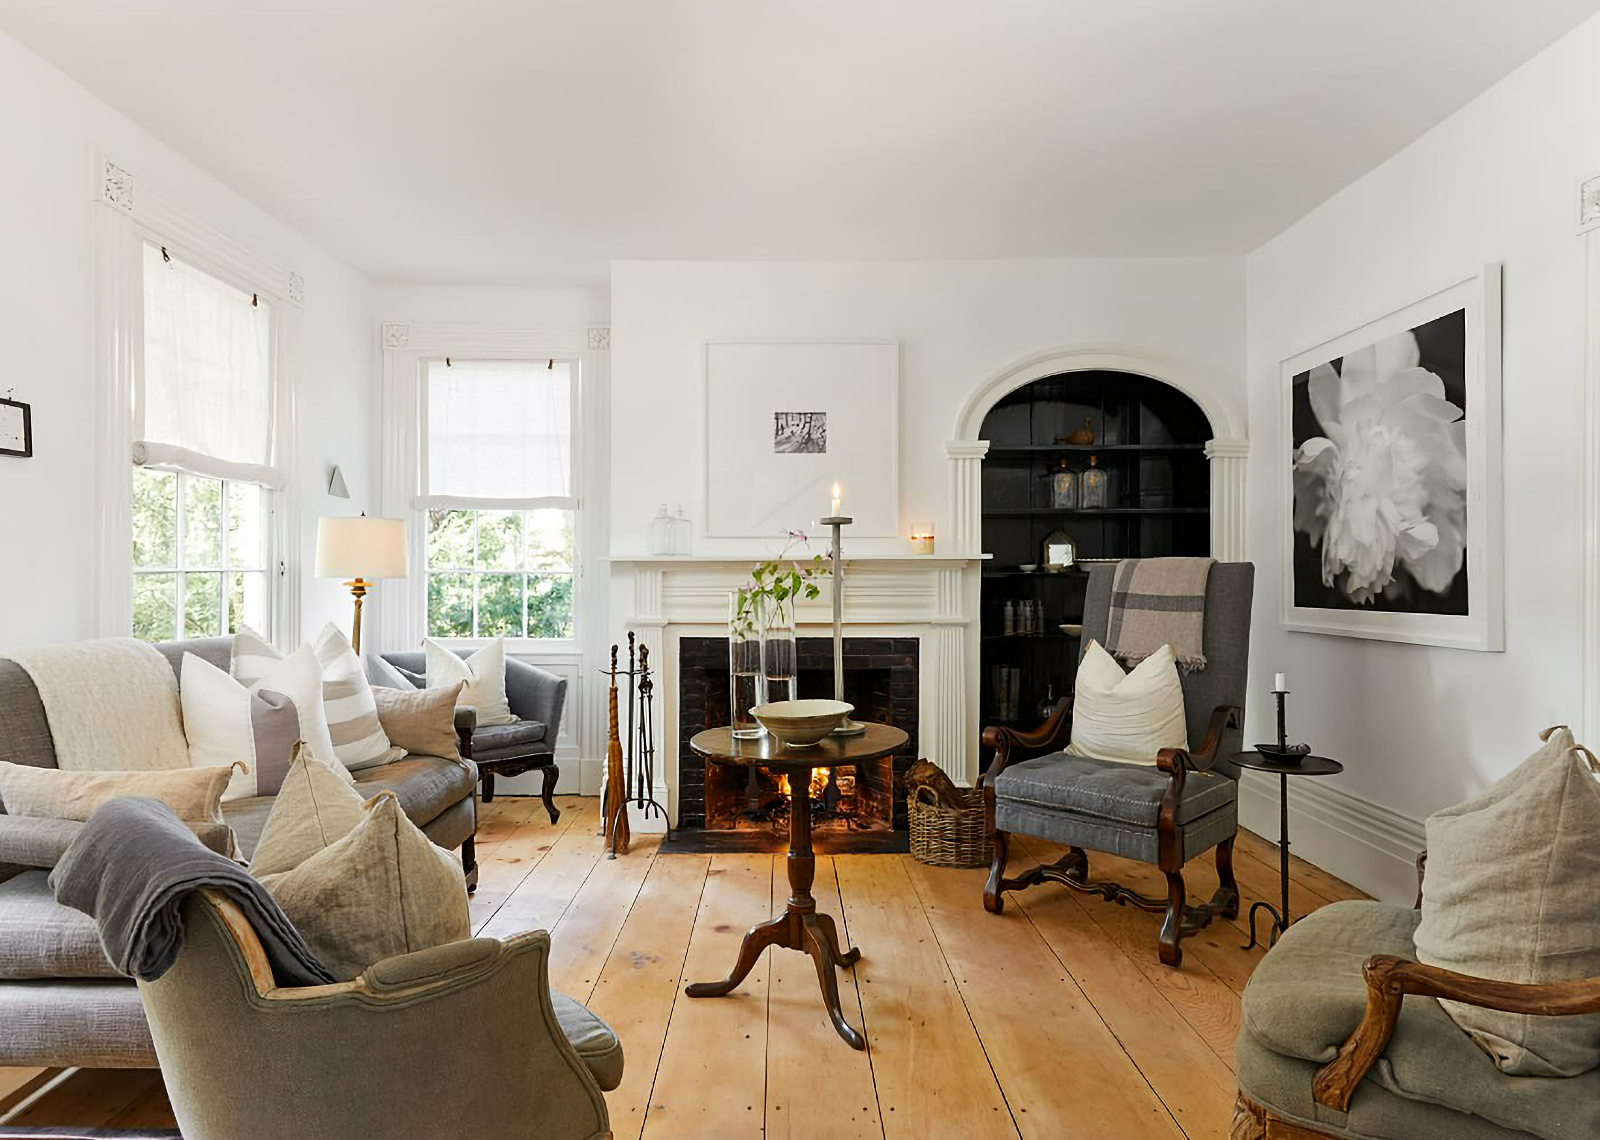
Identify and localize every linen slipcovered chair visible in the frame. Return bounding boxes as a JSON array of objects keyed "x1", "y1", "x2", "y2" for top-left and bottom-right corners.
[
  {"x1": 981, "y1": 561, "x2": 1254, "y2": 967},
  {"x1": 137, "y1": 890, "x2": 622, "y2": 1140}
]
